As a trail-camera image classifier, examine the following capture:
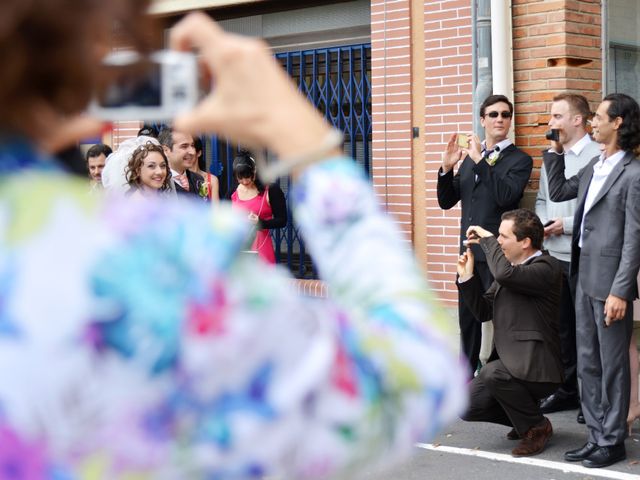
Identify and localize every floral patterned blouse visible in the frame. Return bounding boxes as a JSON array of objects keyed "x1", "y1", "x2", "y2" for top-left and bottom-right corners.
[{"x1": 0, "y1": 140, "x2": 466, "y2": 479}]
